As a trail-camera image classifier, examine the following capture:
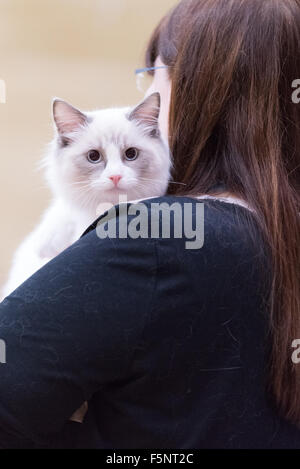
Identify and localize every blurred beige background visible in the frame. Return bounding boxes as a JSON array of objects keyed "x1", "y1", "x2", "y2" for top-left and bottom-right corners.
[{"x1": 0, "y1": 0, "x2": 176, "y2": 288}]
